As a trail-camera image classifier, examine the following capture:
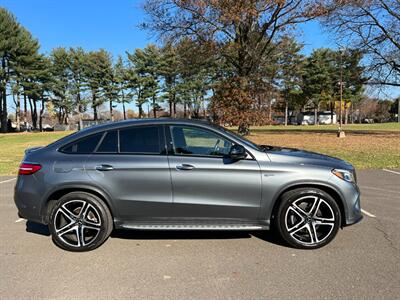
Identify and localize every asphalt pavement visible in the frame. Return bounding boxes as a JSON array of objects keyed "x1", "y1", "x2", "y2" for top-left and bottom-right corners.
[{"x1": 0, "y1": 170, "x2": 399, "y2": 299}]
